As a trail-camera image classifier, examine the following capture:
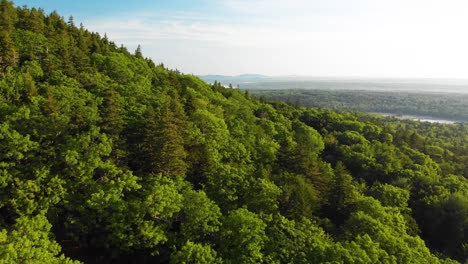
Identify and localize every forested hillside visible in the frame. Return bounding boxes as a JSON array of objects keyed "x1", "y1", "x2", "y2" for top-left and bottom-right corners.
[{"x1": 1, "y1": 1, "x2": 468, "y2": 263}]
